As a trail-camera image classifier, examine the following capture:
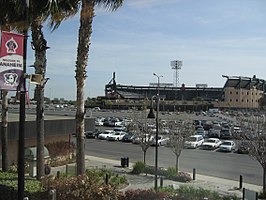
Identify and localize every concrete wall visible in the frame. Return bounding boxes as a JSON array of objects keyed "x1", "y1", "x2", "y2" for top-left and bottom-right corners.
[{"x1": 0, "y1": 117, "x2": 95, "y2": 166}]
